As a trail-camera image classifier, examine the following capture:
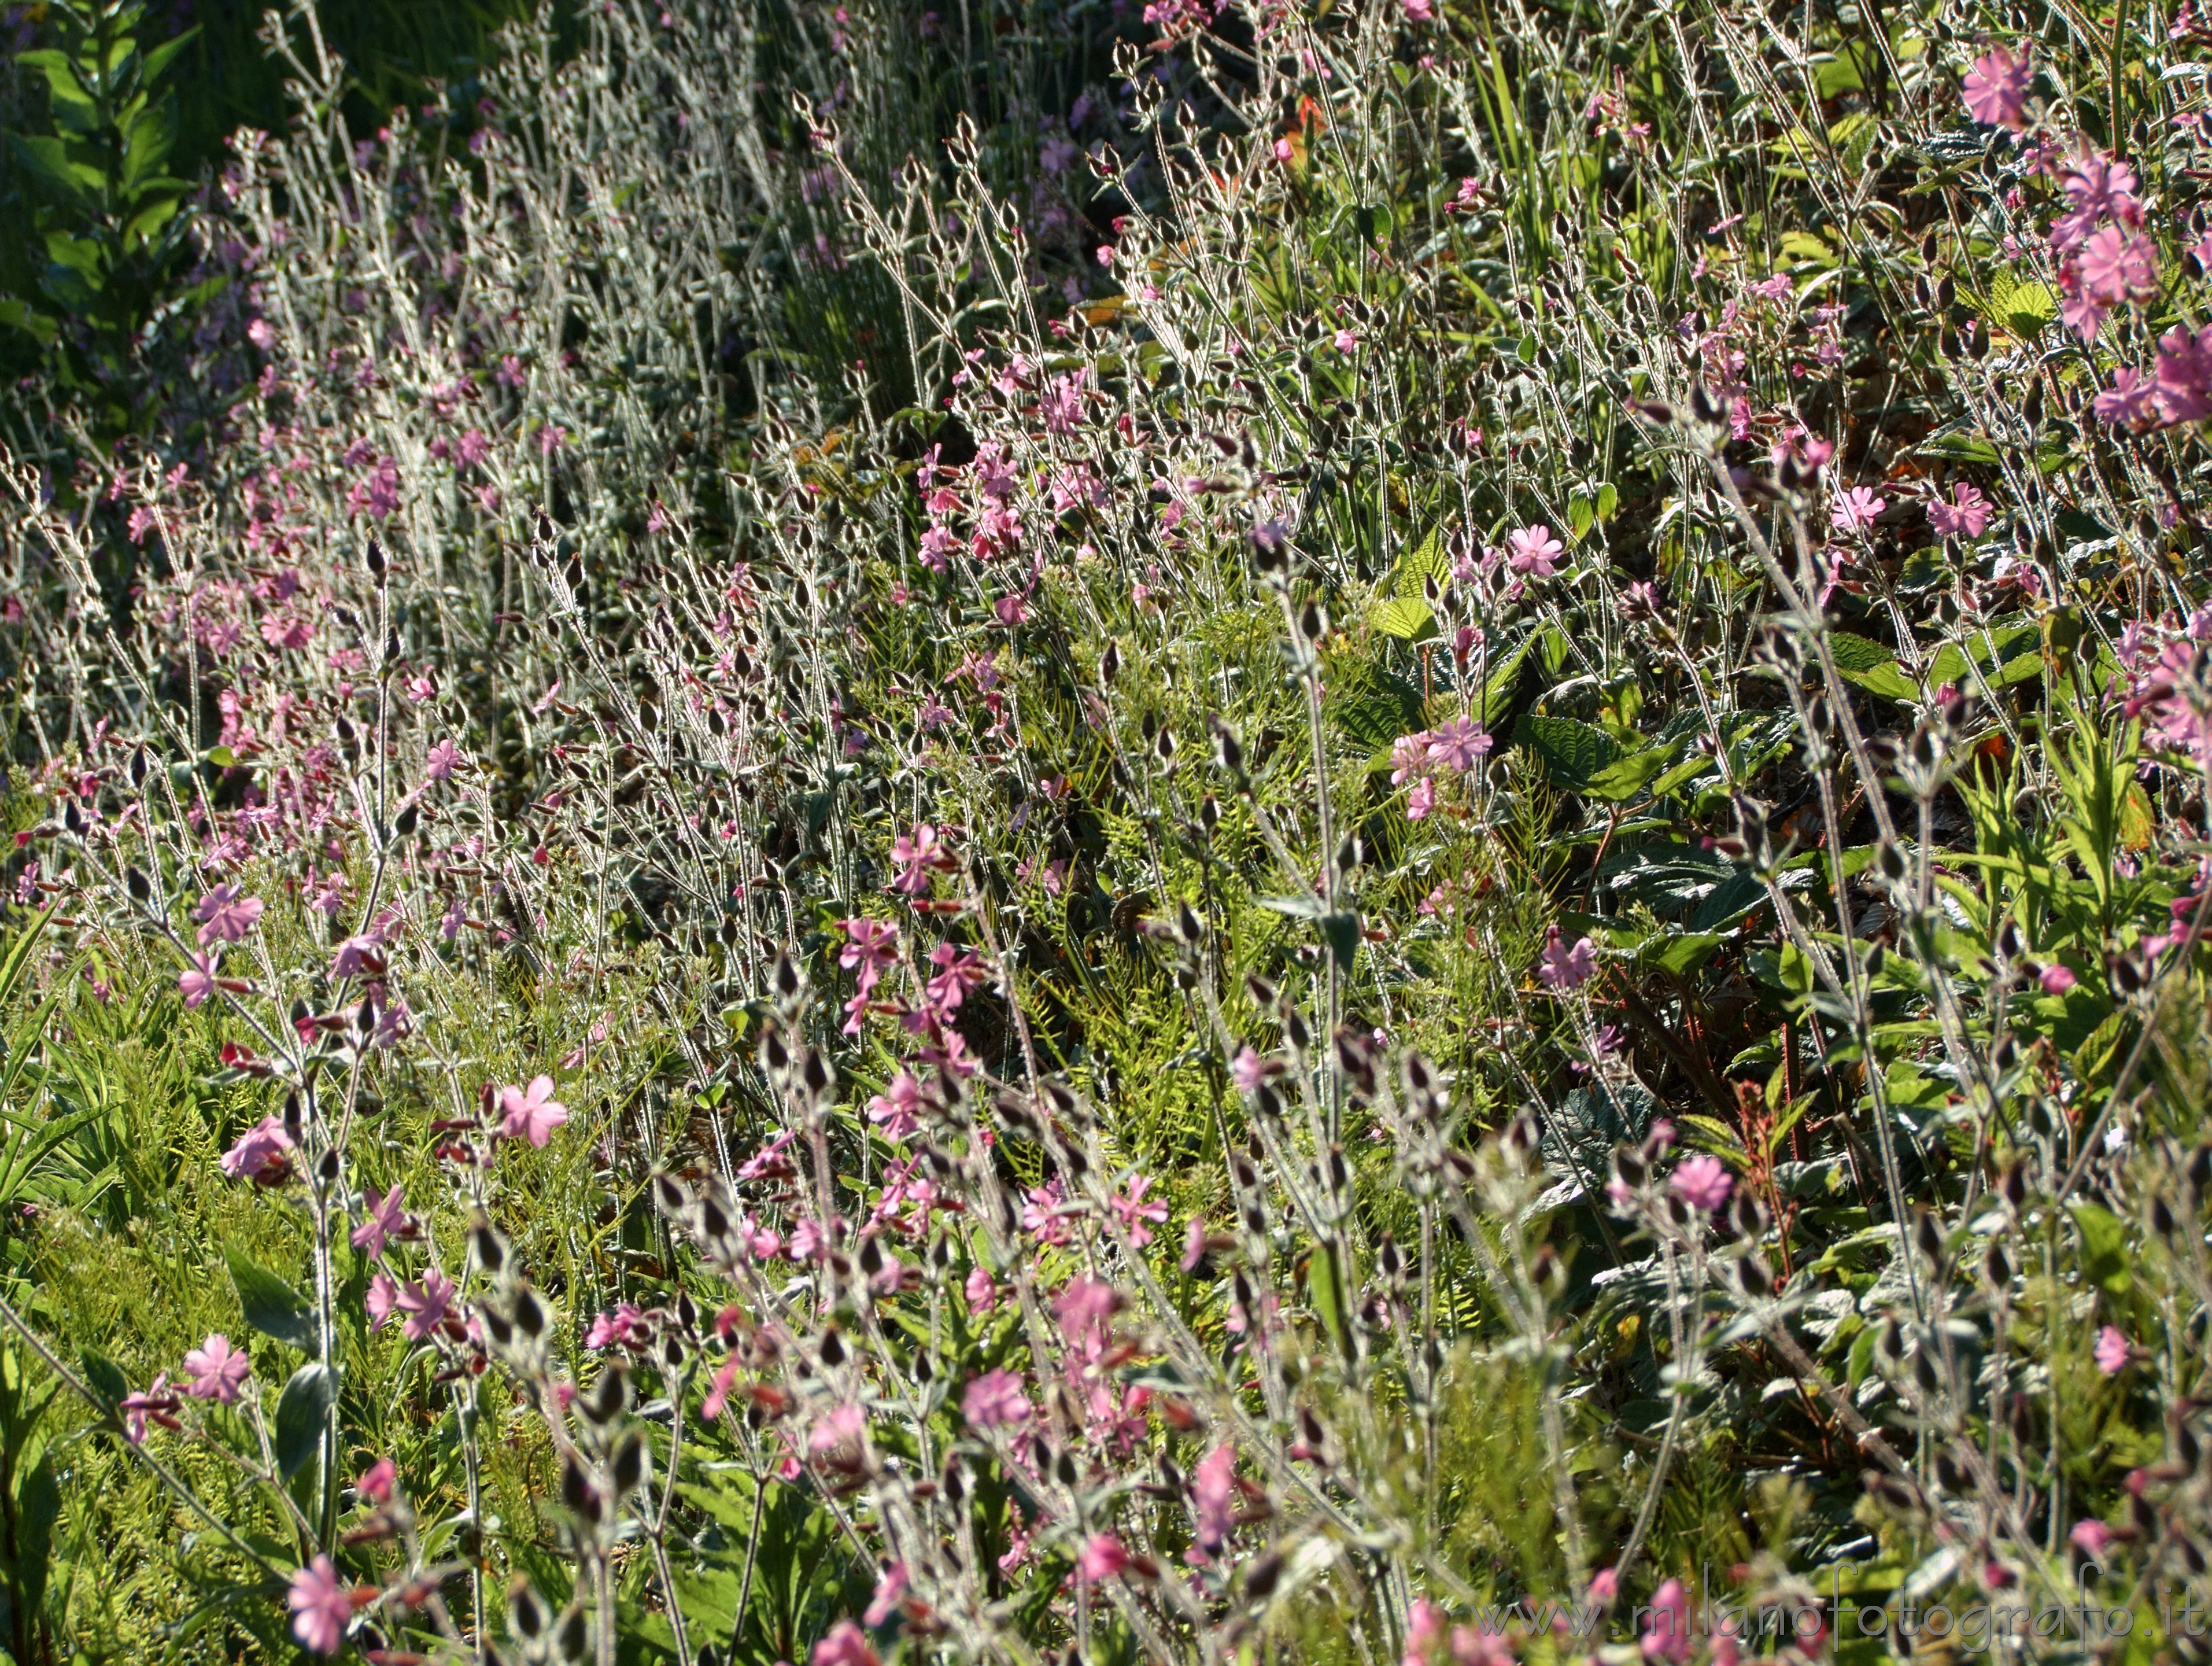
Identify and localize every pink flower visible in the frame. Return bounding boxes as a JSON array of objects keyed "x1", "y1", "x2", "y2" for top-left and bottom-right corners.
[
  {"x1": 366, "y1": 1270, "x2": 401, "y2": 1331},
  {"x1": 1110, "y1": 1173, "x2": 1170, "y2": 1247},
  {"x1": 2094, "y1": 366, "x2": 2160, "y2": 428},
  {"x1": 356, "y1": 1457, "x2": 397, "y2": 1503},
  {"x1": 424, "y1": 738, "x2": 461, "y2": 781},
  {"x1": 396, "y1": 1269, "x2": 455, "y2": 1343},
  {"x1": 181, "y1": 1333, "x2": 252, "y2": 1403},
  {"x1": 220, "y1": 1116, "x2": 294, "y2": 1183},
  {"x1": 889, "y1": 824, "x2": 952, "y2": 895},
  {"x1": 839, "y1": 917, "x2": 900, "y2": 990},
  {"x1": 179, "y1": 950, "x2": 219, "y2": 1009},
  {"x1": 1405, "y1": 776, "x2": 1436, "y2": 820},
  {"x1": 193, "y1": 886, "x2": 264, "y2": 945},
  {"x1": 119, "y1": 1374, "x2": 176, "y2": 1444},
  {"x1": 1926, "y1": 482, "x2": 1991, "y2": 539},
  {"x1": 586, "y1": 1302, "x2": 646, "y2": 1350},
  {"x1": 2094, "y1": 1324, "x2": 2132, "y2": 1374},
  {"x1": 2154, "y1": 322, "x2": 2212, "y2": 422},
  {"x1": 289, "y1": 1556, "x2": 354, "y2": 1654},
  {"x1": 330, "y1": 935, "x2": 384, "y2": 979},
  {"x1": 500, "y1": 1074, "x2": 569, "y2": 1147},
  {"x1": 2078, "y1": 225, "x2": 2160, "y2": 304},
  {"x1": 1191, "y1": 1442, "x2": 1238, "y2": 1558},
  {"x1": 1536, "y1": 926, "x2": 1596, "y2": 991},
  {"x1": 1405, "y1": 1598, "x2": 1446, "y2": 1666},
  {"x1": 963, "y1": 1266, "x2": 998, "y2": 1314},
  {"x1": 863, "y1": 1560, "x2": 910, "y2": 1626},
  {"x1": 1230, "y1": 1048, "x2": 1268, "y2": 1093},
  {"x1": 349, "y1": 1185, "x2": 408, "y2": 1259},
  {"x1": 1506, "y1": 524, "x2": 1564, "y2": 577},
  {"x1": 1589, "y1": 1567, "x2": 1620, "y2": 1603},
  {"x1": 867, "y1": 1072, "x2": 924, "y2": 1141},
  {"x1": 1424, "y1": 717, "x2": 1494, "y2": 774},
  {"x1": 1640, "y1": 1577, "x2": 1692, "y2": 1662},
  {"x1": 2069, "y1": 1519, "x2": 2114, "y2": 1556},
  {"x1": 962, "y1": 1367, "x2": 1032, "y2": 1428},
  {"x1": 1961, "y1": 46, "x2": 2030, "y2": 128},
  {"x1": 1077, "y1": 1533, "x2": 1130, "y2": 1581},
  {"x1": 1670, "y1": 1153, "x2": 1734, "y2": 1213},
  {"x1": 1389, "y1": 732, "x2": 1430, "y2": 787},
  {"x1": 811, "y1": 1620, "x2": 881, "y2": 1666},
  {"x1": 2040, "y1": 964, "x2": 2078, "y2": 995},
  {"x1": 1828, "y1": 485, "x2": 1886, "y2": 533}
]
